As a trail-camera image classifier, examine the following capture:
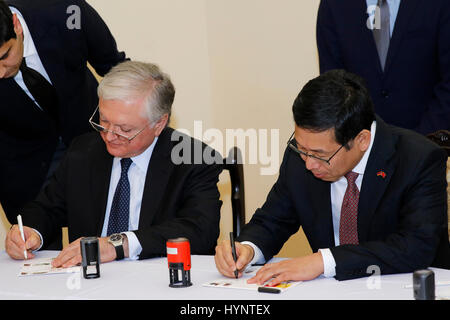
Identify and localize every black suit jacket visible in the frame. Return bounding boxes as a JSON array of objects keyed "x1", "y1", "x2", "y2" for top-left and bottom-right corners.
[
  {"x1": 0, "y1": 0, "x2": 126, "y2": 221},
  {"x1": 237, "y1": 117, "x2": 450, "y2": 280},
  {"x1": 19, "y1": 127, "x2": 223, "y2": 257},
  {"x1": 317, "y1": 0, "x2": 450, "y2": 134}
]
